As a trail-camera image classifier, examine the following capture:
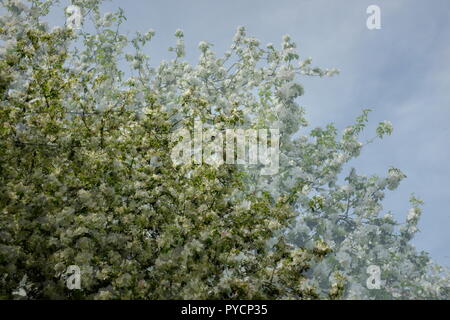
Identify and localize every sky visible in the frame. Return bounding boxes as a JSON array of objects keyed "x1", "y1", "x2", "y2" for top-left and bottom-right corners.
[{"x1": 49, "y1": 0, "x2": 450, "y2": 267}]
